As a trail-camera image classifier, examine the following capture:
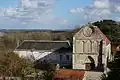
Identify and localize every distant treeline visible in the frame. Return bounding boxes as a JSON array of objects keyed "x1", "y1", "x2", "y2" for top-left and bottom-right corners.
[{"x1": 0, "y1": 19, "x2": 120, "y2": 52}]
